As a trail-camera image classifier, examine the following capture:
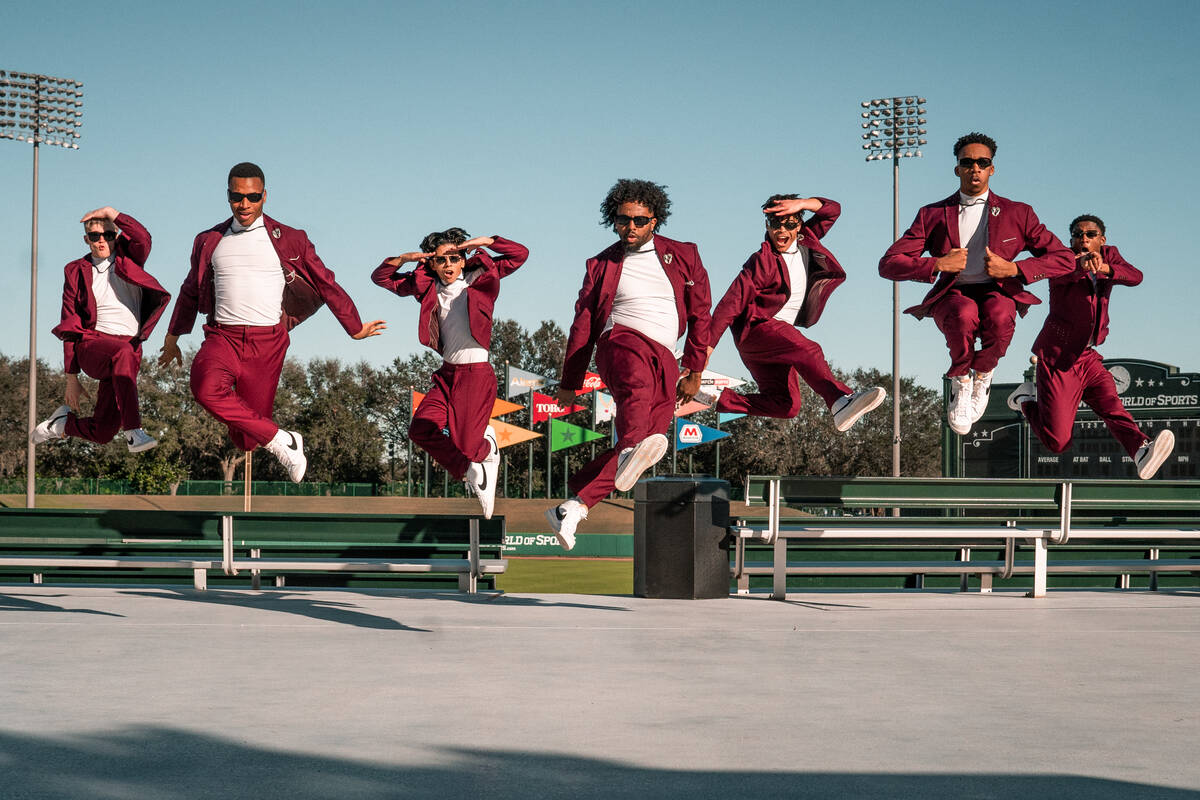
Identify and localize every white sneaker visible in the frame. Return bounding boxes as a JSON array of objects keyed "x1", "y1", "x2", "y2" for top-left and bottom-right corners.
[
  {"x1": 831, "y1": 387, "x2": 886, "y2": 432},
  {"x1": 265, "y1": 429, "x2": 306, "y2": 483},
  {"x1": 124, "y1": 428, "x2": 158, "y2": 453},
  {"x1": 465, "y1": 426, "x2": 500, "y2": 519},
  {"x1": 969, "y1": 370, "x2": 993, "y2": 424},
  {"x1": 31, "y1": 405, "x2": 71, "y2": 444},
  {"x1": 1006, "y1": 381, "x2": 1037, "y2": 412},
  {"x1": 545, "y1": 498, "x2": 587, "y2": 550},
  {"x1": 1134, "y1": 429, "x2": 1175, "y2": 480},
  {"x1": 947, "y1": 375, "x2": 973, "y2": 435},
  {"x1": 614, "y1": 433, "x2": 669, "y2": 492},
  {"x1": 694, "y1": 385, "x2": 722, "y2": 406}
]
